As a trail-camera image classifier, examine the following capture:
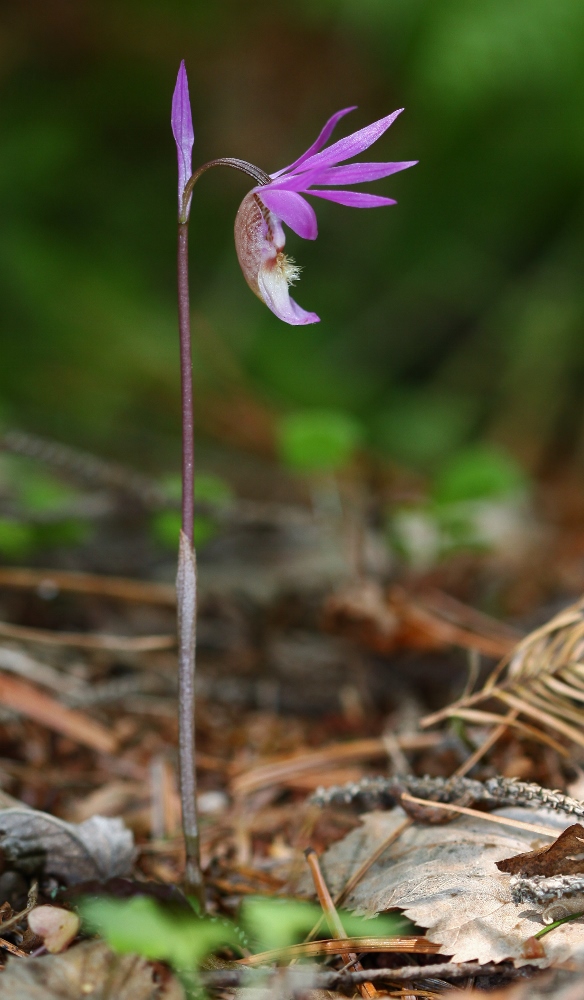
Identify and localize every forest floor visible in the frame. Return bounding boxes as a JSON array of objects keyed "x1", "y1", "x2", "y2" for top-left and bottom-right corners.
[{"x1": 1, "y1": 436, "x2": 584, "y2": 997}]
